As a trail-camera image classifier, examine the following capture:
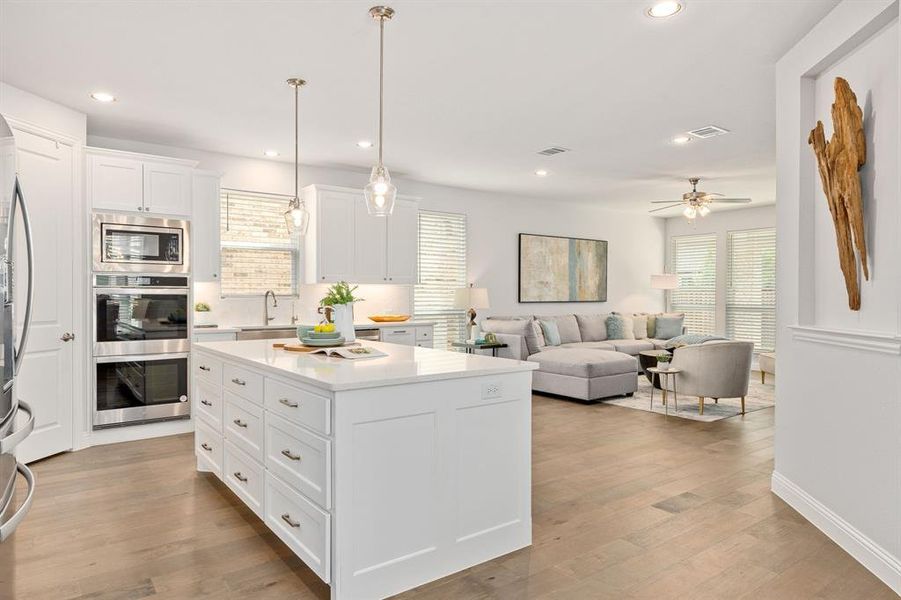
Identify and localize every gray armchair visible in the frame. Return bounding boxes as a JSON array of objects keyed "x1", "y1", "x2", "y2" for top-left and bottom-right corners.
[{"x1": 662, "y1": 341, "x2": 754, "y2": 415}]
